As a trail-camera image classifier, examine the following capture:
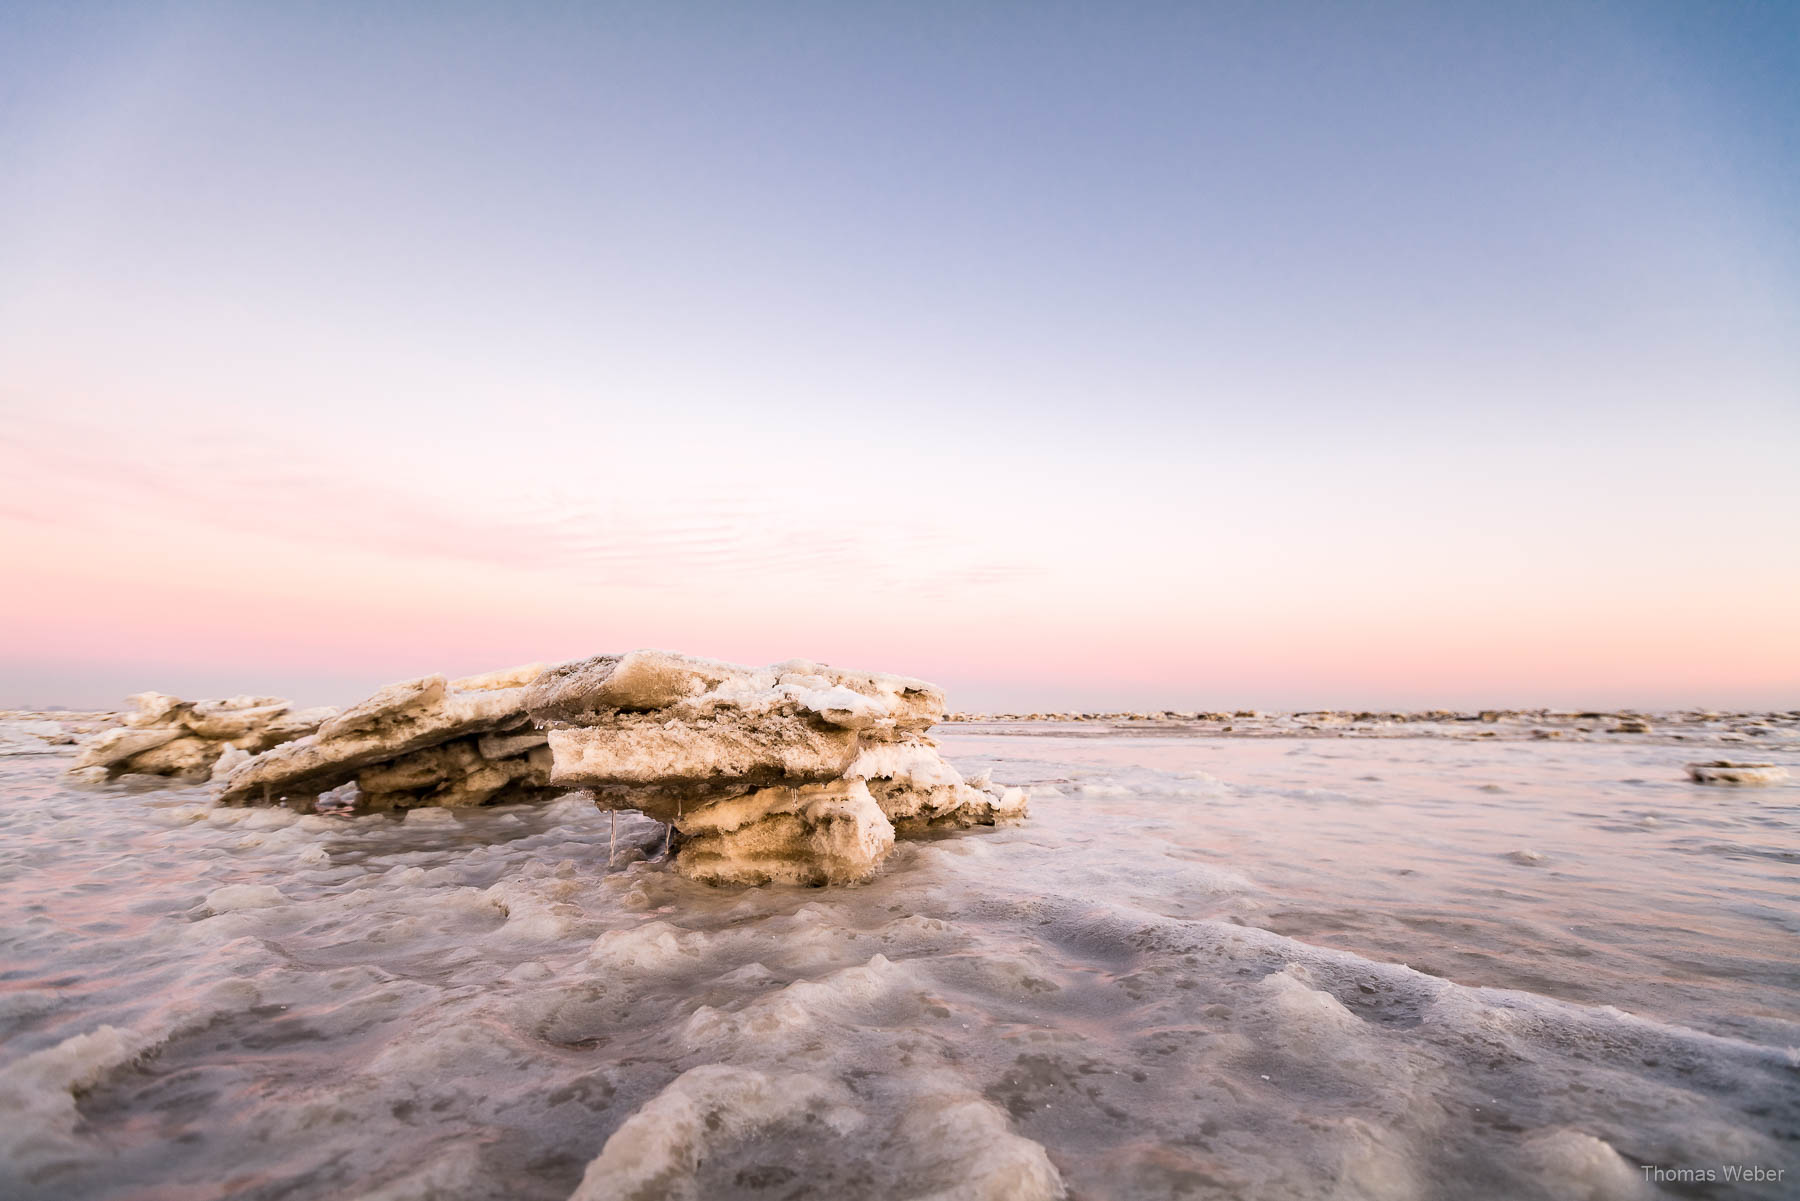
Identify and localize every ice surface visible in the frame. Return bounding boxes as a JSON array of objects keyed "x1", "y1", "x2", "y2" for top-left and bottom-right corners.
[{"x1": 1, "y1": 730, "x2": 1796, "y2": 1199}]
